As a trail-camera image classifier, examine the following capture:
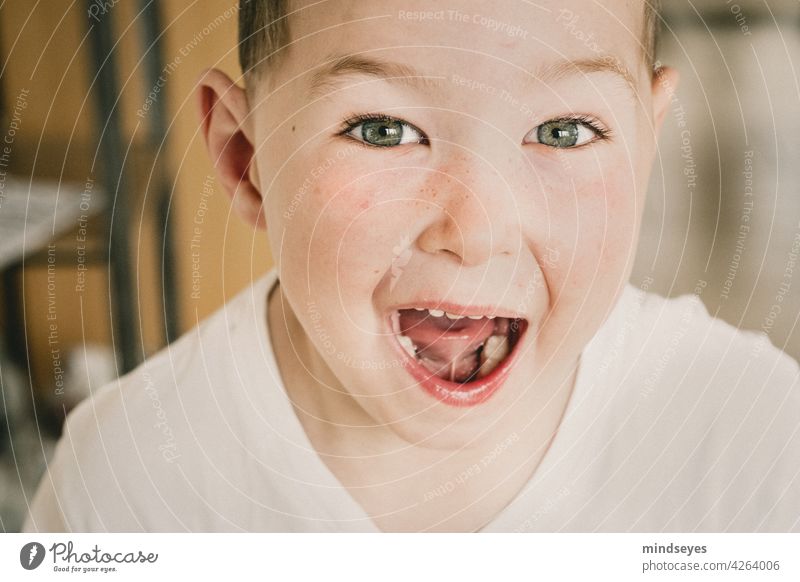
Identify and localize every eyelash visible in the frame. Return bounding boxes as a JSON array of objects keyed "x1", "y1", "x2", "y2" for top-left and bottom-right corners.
[
  {"x1": 550, "y1": 114, "x2": 612, "y2": 143},
  {"x1": 336, "y1": 112, "x2": 611, "y2": 147}
]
